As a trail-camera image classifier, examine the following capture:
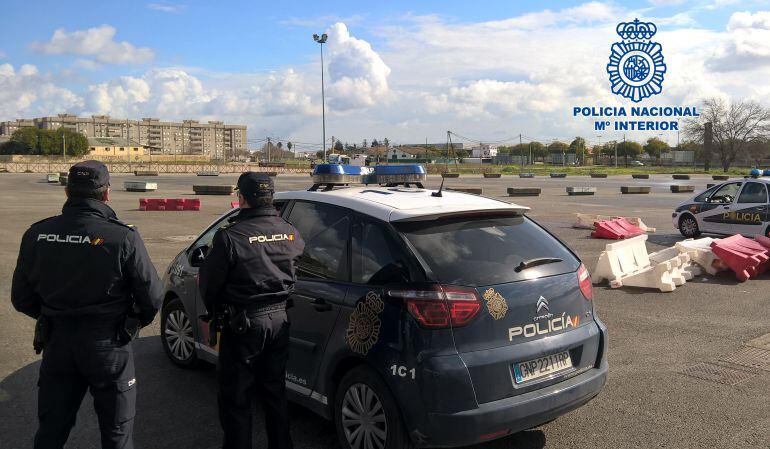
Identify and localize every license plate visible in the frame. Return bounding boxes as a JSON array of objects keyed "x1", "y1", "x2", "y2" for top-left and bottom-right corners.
[{"x1": 512, "y1": 351, "x2": 573, "y2": 384}]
